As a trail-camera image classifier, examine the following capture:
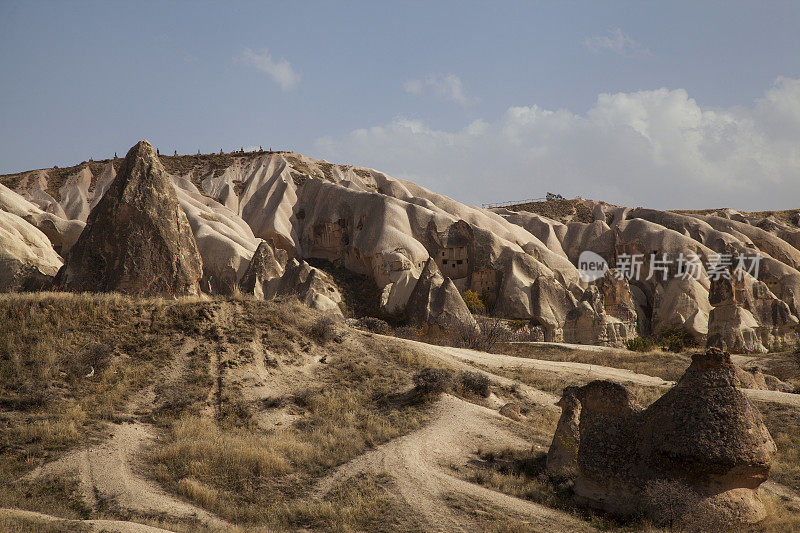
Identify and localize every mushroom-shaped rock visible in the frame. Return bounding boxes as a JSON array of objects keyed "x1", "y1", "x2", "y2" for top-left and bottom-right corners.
[
  {"x1": 56, "y1": 140, "x2": 203, "y2": 296},
  {"x1": 546, "y1": 386, "x2": 581, "y2": 480},
  {"x1": 563, "y1": 347, "x2": 775, "y2": 525},
  {"x1": 638, "y1": 347, "x2": 775, "y2": 523},
  {"x1": 572, "y1": 380, "x2": 643, "y2": 515}
]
